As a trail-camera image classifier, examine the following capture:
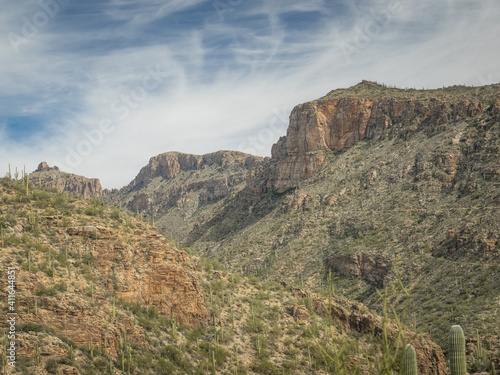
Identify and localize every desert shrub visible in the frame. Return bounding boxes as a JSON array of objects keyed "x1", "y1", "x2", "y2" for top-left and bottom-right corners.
[
  {"x1": 85, "y1": 199, "x2": 105, "y2": 217},
  {"x1": 0, "y1": 214, "x2": 17, "y2": 228},
  {"x1": 45, "y1": 358, "x2": 59, "y2": 374},
  {"x1": 17, "y1": 323, "x2": 54, "y2": 334},
  {"x1": 250, "y1": 358, "x2": 279, "y2": 374},
  {"x1": 35, "y1": 282, "x2": 67, "y2": 296},
  {"x1": 110, "y1": 207, "x2": 121, "y2": 221},
  {"x1": 245, "y1": 317, "x2": 265, "y2": 333}
]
